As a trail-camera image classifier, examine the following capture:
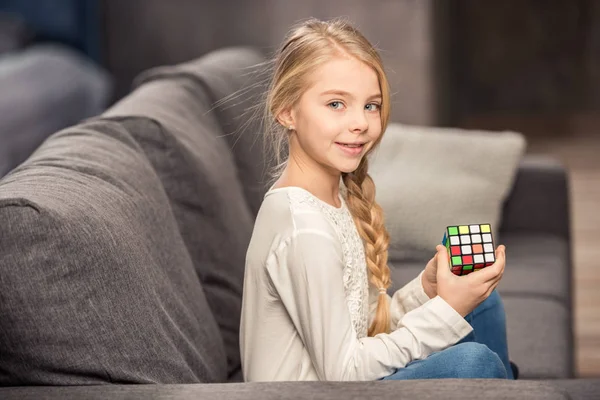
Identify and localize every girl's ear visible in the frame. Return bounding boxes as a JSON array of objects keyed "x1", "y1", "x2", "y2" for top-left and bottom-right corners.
[{"x1": 276, "y1": 107, "x2": 296, "y2": 129}]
